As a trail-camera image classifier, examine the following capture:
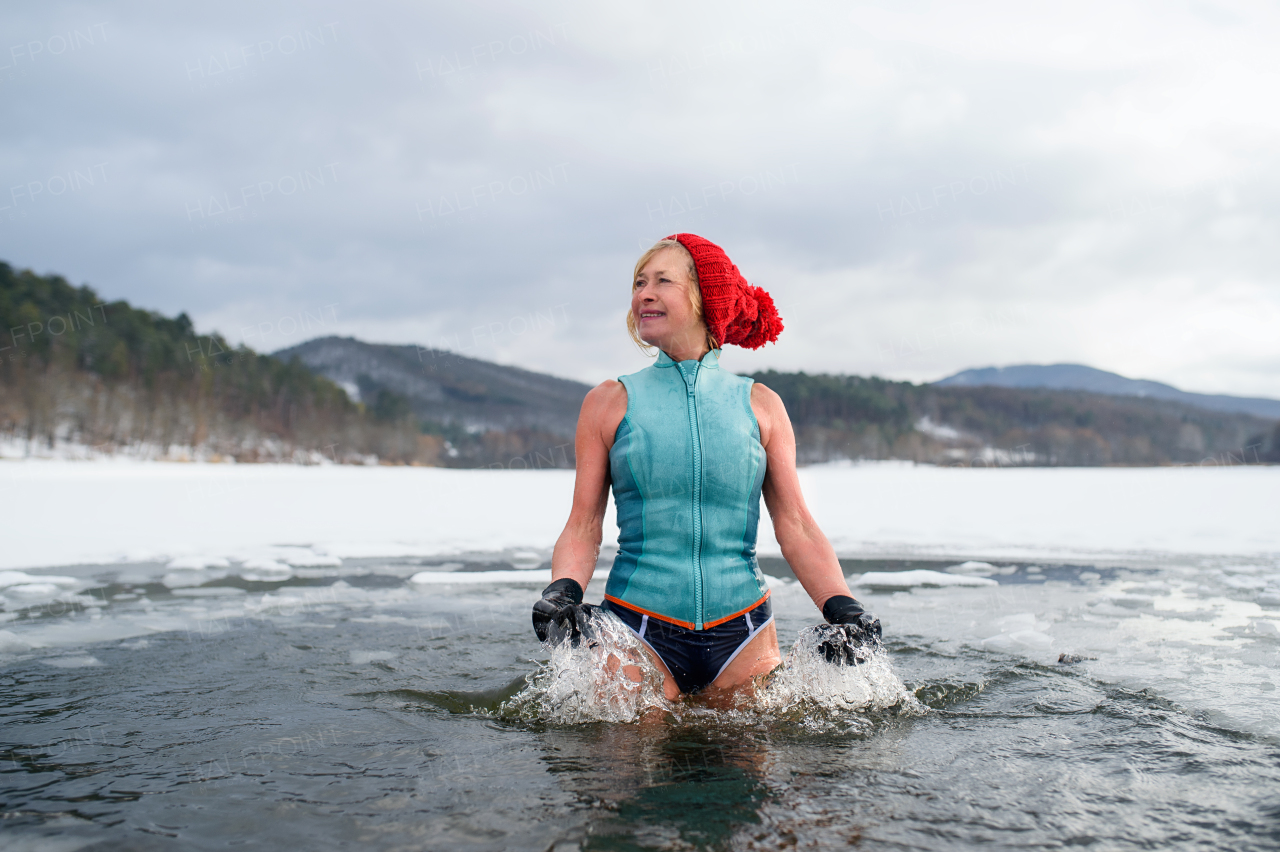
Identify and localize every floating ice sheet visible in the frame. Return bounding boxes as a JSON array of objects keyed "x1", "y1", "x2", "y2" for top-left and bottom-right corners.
[
  {"x1": 0, "y1": 571, "x2": 79, "y2": 590},
  {"x1": 853, "y1": 569, "x2": 998, "y2": 589},
  {"x1": 409, "y1": 569, "x2": 553, "y2": 585}
]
